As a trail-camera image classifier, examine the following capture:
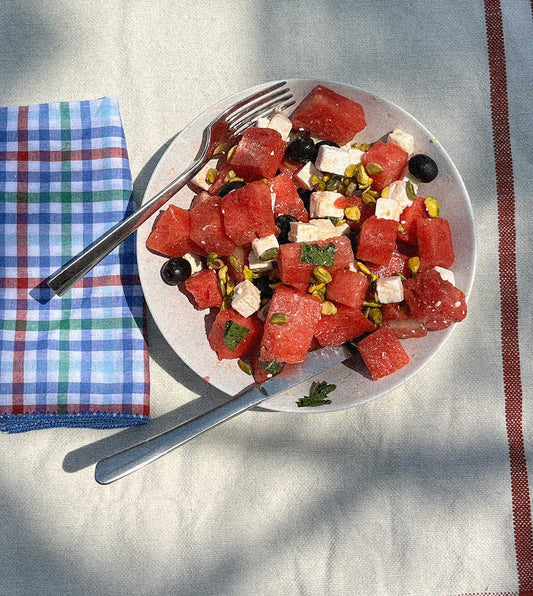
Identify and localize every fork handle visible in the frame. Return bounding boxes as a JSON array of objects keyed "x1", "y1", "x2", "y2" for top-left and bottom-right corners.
[
  {"x1": 47, "y1": 158, "x2": 205, "y2": 296},
  {"x1": 94, "y1": 385, "x2": 267, "y2": 485}
]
